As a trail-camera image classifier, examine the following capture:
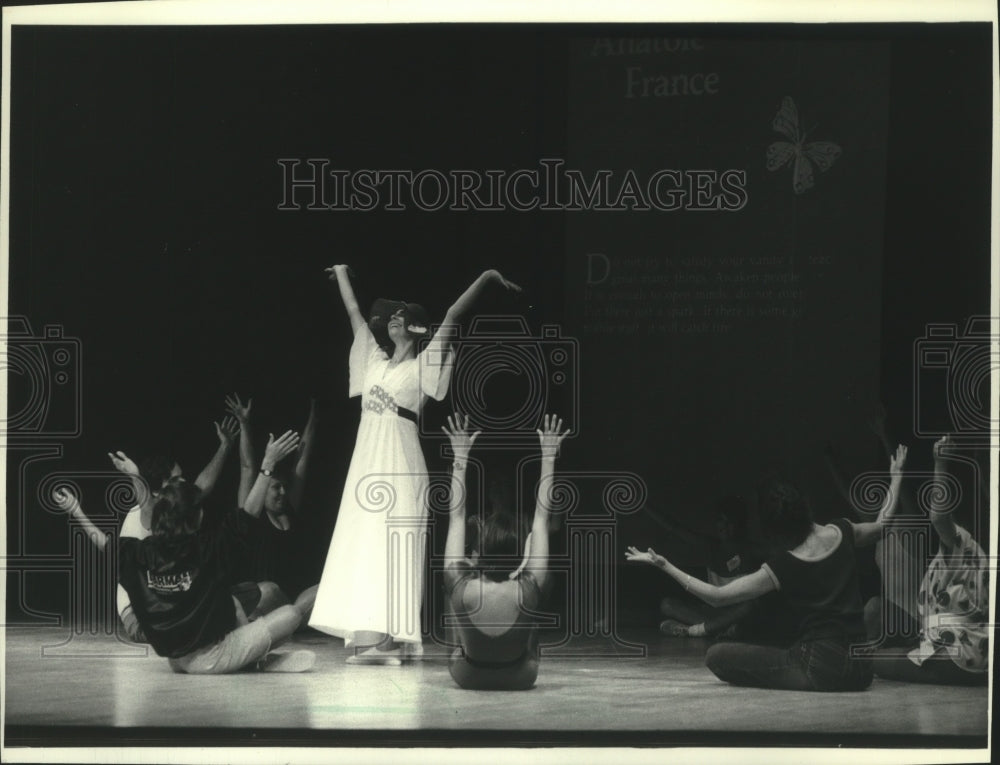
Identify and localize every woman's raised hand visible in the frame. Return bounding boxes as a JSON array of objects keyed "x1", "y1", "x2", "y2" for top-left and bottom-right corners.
[
  {"x1": 932, "y1": 434, "x2": 951, "y2": 462},
  {"x1": 215, "y1": 416, "x2": 240, "y2": 446},
  {"x1": 107, "y1": 450, "x2": 139, "y2": 476},
  {"x1": 324, "y1": 264, "x2": 355, "y2": 282},
  {"x1": 485, "y1": 269, "x2": 522, "y2": 292},
  {"x1": 889, "y1": 443, "x2": 908, "y2": 480},
  {"x1": 536, "y1": 414, "x2": 570, "y2": 456},
  {"x1": 263, "y1": 430, "x2": 301, "y2": 469},
  {"x1": 52, "y1": 487, "x2": 81, "y2": 514},
  {"x1": 441, "y1": 412, "x2": 481, "y2": 461},
  {"x1": 224, "y1": 393, "x2": 253, "y2": 426}
]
